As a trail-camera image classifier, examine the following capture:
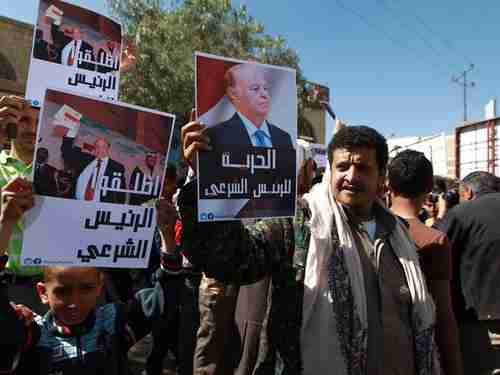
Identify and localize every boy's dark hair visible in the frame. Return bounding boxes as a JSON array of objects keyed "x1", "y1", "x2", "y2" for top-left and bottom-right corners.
[
  {"x1": 328, "y1": 126, "x2": 388, "y2": 172},
  {"x1": 388, "y1": 150, "x2": 433, "y2": 199},
  {"x1": 42, "y1": 266, "x2": 102, "y2": 282}
]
